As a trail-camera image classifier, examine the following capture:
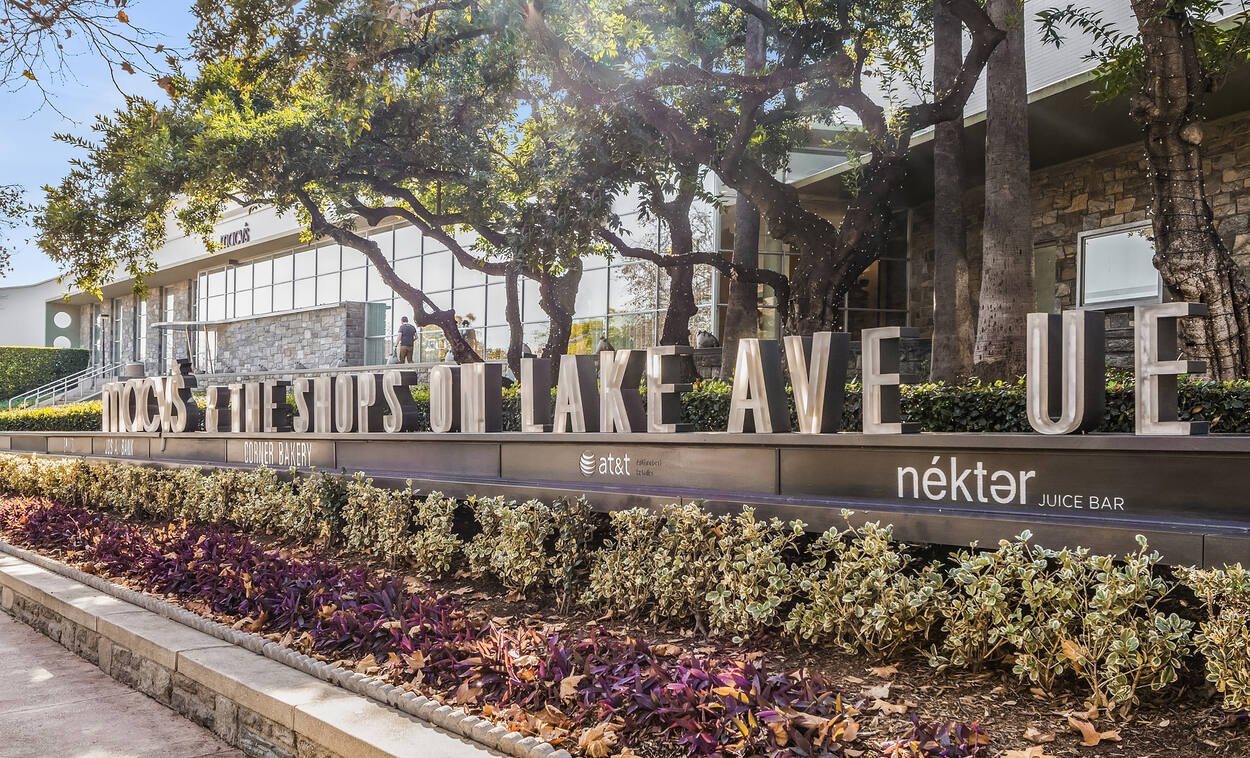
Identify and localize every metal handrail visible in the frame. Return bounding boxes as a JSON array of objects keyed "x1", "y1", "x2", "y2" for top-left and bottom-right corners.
[{"x1": 6, "y1": 361, "x2": 123, "y2": 410}]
